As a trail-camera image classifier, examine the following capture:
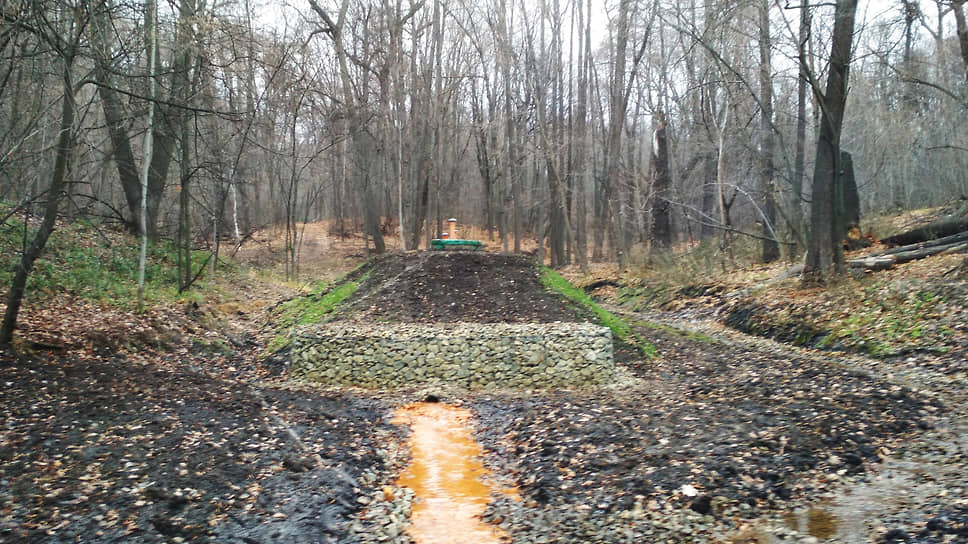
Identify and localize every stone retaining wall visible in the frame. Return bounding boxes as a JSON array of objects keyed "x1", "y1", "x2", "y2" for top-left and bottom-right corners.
[{"x1": 289, "y1": 322, "x2": 614, "y2": 388}]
